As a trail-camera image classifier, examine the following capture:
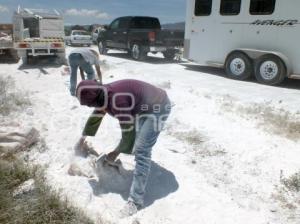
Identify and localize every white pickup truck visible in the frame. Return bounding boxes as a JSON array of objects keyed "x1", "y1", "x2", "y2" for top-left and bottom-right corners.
[{"x1": 65, "y1": 30, "x2": 92, "y2": 47}]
